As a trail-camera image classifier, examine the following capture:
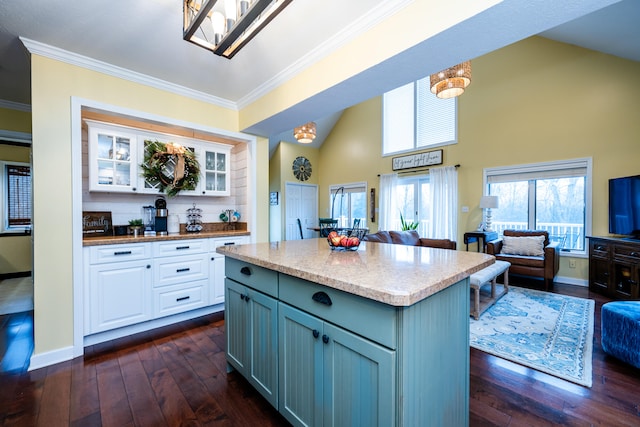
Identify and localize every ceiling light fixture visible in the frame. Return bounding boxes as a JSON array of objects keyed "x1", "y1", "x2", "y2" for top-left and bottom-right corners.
[
  {"x1": 183, "y1": 0, "x2": 292, "y2": 59},
  {"x1": 293, "y1": 122, "x2": 317, "y2": 144},
  {"x1": 430, "y1": 61, "x2": 472, "y2": 99}
]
